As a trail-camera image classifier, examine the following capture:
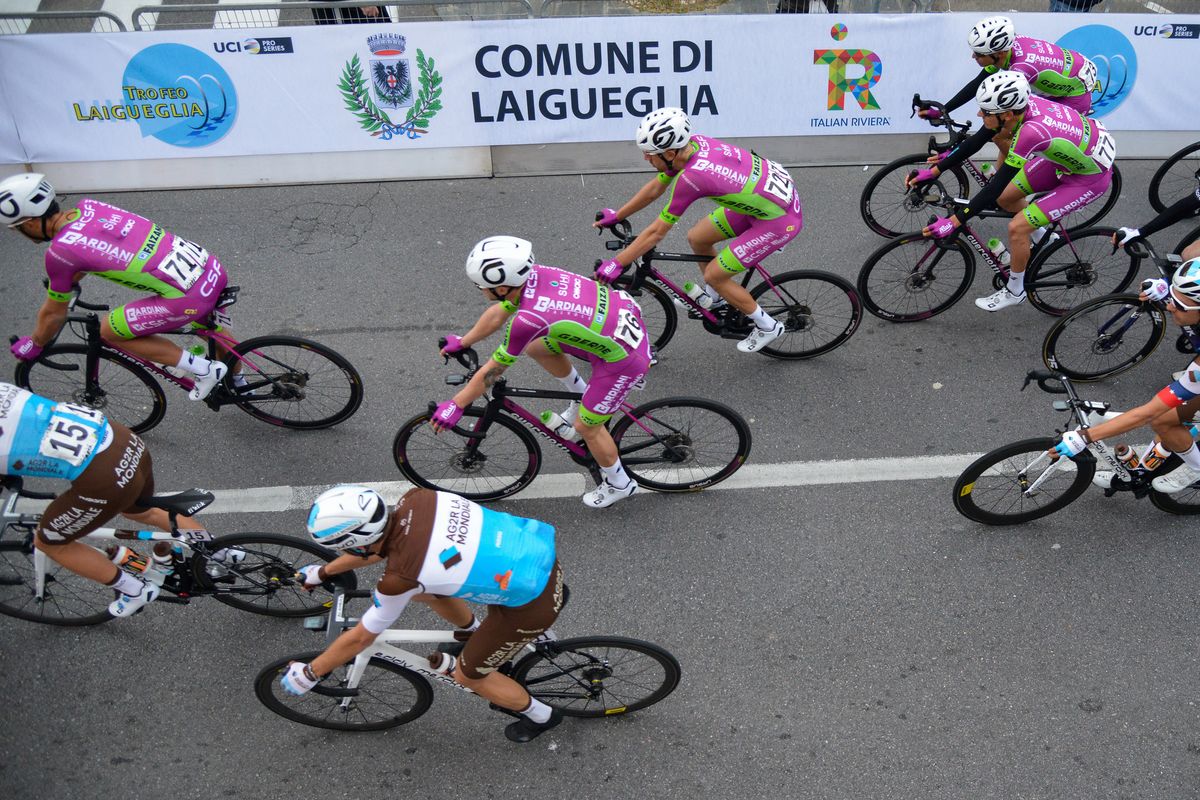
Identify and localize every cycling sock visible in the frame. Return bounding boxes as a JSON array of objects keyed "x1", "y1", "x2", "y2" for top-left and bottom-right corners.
[
  {"x1": 557, "y1": 368, "x2": 586, "y2": 394},
  {"x1": 1030, "y1": 225, "x2": 1050, "y2": 245},
  {"x1": 110, "y1": 571, "x2": 145, "y2": 596},
  {"x1": 1007, "y1": 271, "x2": 1026, "y2": 296},
  {"x1": 520, "y1": 697, "x2": 553, "y2": 724},
  {"x1": 1179, "y1": 442, "x2": 1200, "y2": 470},
  {"x1": 600, "y1": 460, "x2": 632, "y2": 489},
  {"x1": 702, "y1": 285, "x2": 722, "y2": 305},
  {"x1": 177, "y1": 351, "x2": 212, "y2": 376},
  {"x1": 746, "y1": 306, "x2": 777, "y2": 330},
  {"x1": 458, "y1": 615, "x2": 480, "y2": 633}
]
